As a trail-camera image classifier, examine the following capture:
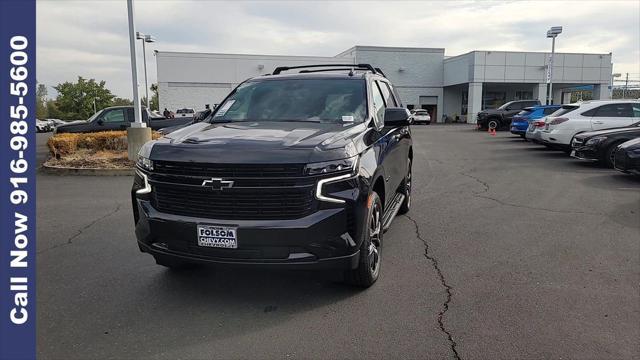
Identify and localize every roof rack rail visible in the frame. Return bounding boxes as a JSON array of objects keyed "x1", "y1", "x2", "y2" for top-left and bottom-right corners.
[{"x1": 272, "y1": 63, "x2": 384, "y2": 76}]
